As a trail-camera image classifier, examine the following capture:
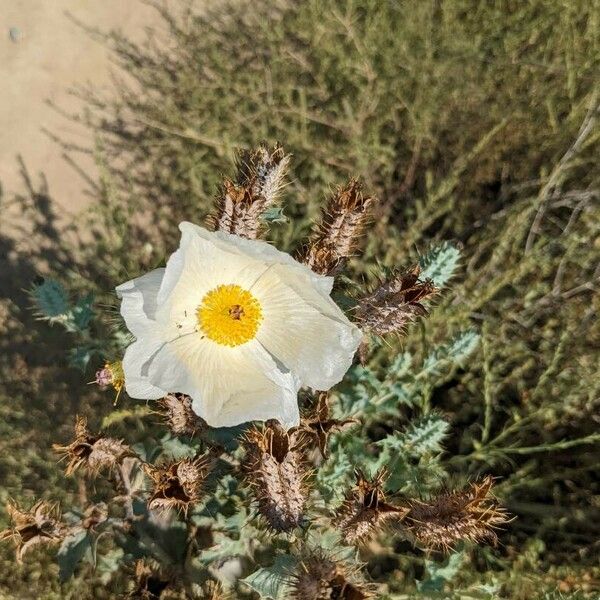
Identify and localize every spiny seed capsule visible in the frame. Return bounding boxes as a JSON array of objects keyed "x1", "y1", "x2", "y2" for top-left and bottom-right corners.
[
  {"x1": 157, "y1": 393, "x2": 202, "y2": 437},
  {"x1": 144, "y1": 455, "x2": 211, "y2": 515},
  {"x1": 293, "y1": 392, "x2": 358, "y2": 458},
  {"x1": 0, "y1": 500, "x2": 65, "y2": 562},
  {"x1": 53, "y1": 415, "x2": 131, "y2": 476},
  {"x1": 242, "y1": 420, "x2": 306, "y2": 532},
  {"x1": 401, "y1": 476, "x2": 509, "y2": 551},
  {"x1": 335, "y1": 469, "x2": 407, "y2": 545},
  {"x1": 292, "y1": 553, "x2": 371, "y2": 600}
]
